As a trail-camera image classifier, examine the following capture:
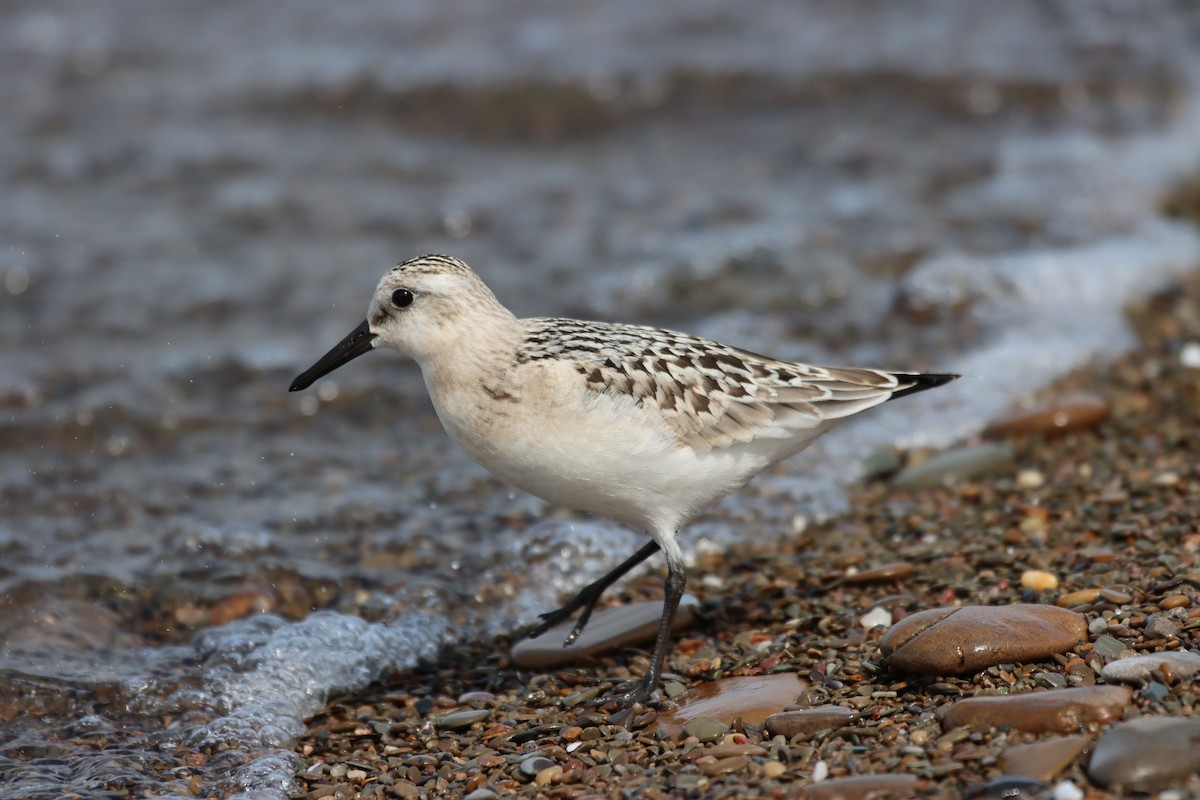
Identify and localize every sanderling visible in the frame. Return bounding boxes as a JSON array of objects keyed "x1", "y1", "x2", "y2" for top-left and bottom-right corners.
[{"x1": 291, "y1": 254, "x2": 957, "y2": 707}]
